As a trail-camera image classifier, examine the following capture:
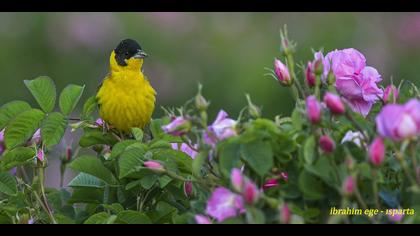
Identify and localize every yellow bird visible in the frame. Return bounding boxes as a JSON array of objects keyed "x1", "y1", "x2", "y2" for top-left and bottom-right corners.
[{"x1": 96, "y1": 39, "x2": 156, "y2": 133}]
